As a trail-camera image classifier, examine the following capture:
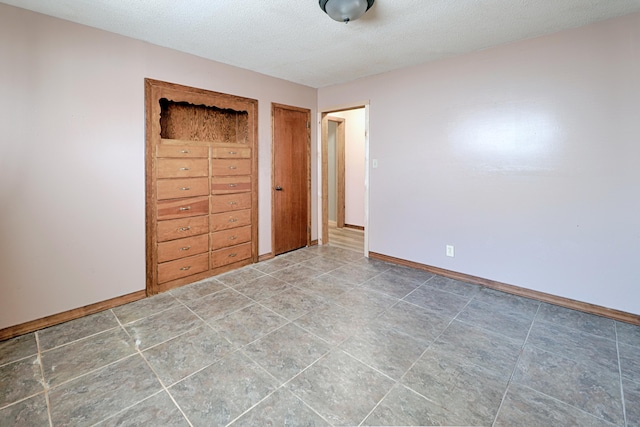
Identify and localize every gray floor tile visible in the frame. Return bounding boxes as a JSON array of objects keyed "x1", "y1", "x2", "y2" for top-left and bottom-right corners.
[
  {"x1": 527, "y1": 320, "x2": 619, "y2": 374},
  {"x1": 456, "y1": 299, "x2": 535, "y2": 342},
  {"x1": 48, "y1": 355, "x2": 162, "y2": 427},
  {"x1": 308, "y1": 246, "x2": 362, "y2": 262},
  {"x1": 327, "y1": 264, "x2": 381, "y2": 284},
  {"x1": 512, "y1": 345, "x2": 624, "y2": 425},
  {"x1": 401, "y1": 348, "x2": 509, "y2": 426},
  {"x1": 329, "y1": 287, "x2": 398, "y2": 318},
  {"x1": 624, "y1": 378, "x2": 640, "y2": 426},
  {"x1": 0, "y1": 356, "x2": 43, "y2": 408},
  {"x1": 299, "y1": 256, "x2": 347, "y2": 273},
  {"x1": 340, "y1": 320, "x2": 428, "y2": 379},
  {"x1": 95, "y1": 391, "x2": 189, "y2": 426},
  {"x1": 261, "y1": 287, "x2": 327, "y2": 321},
  {"x1": 125, "y1": 305, "x2": 203, "y2": 350},
  {"x1": 42, "y1": 327, "x2": 136, "y2": 387},
  {"x1": 253, "y1": 256, "x2": 299, "y2": 274},
  {"x1": 244, "y1": 323, "x2": 331, "y2": 383},
  {"x1": 495, "y1": 383, "x2": 617, "y2": 427},
  {"x1": 617, "y1": 321, "x2": 640, "y2": 348},
  {"x1": 279, "y1": 248, "x2": 321, "y2": 264},
  {"x1": 0, "y1": 333, "x2": 38, "y2": 366},
  {"x1": 536, "y1": 303, "x2": 616, "y2": 339},
  {"x1": 216, "y1": 266, "x2": 265, "y2": 287},
  {"x1": 38, "y1": 310, "x2": 120, "y2": 350},
  {"x1": 0, "y1": 393, "x2": 49, "y2": 426},
  {"x1": 112, "y1": 293, "x2": 179, "y2": 325},
  {"x1": 473, "y1": 287, "x2": 540, "y2": 315},
  {"x1": 403, "y1": 285, "x2": 471, "y2": 318},
  {"x1": 294, "y1": 303, "x2": 371, "y2": 346},
  {"x1": 424, "y1": 275, "x2": 481, "y2": 298},
  {"x1": 233, "y1": 275, "x2": 290, "y2": 301},
  {"x1": 288, "y1": 350, "x2": 394, "y2": 426},
  {"x1": 143, "y1": 325, "x2": 234, "y2": 385},
  {"x1": 269, "y1": 264, "x2": 323, "y2": 285},
  {"x1": 364, "y1": 383, "x2": 470, "y2": 426},
  {"x1": 387, "y1": 265, "x2": 434, "y2": 284},
  {"x1": 348, "y1": 257, "x2": 393, "y2": 274},
  {"x1": 211, "y1": 304, "x2": 288, "y2": 347},
  {"x1": 169, "y1": 352, "x2": 278, "y2": 427},
  {"x1": 169, "y1": 278, "x2": 227, "y2": 303},
  {"x1": 295, "y1": 274, "x2": 356, "y2": 299},
  {"x1": 186, "y1": 288, "x2": 254, "y2": 321},
  {"x1": 361, "y1": 271, "x2": 423, "y2": 299},
  {"x1": 619, "y1": 342, "x2": 640, "y2": 382},
  {"x1": 229, "y1": 388, "x2": 329, "y2": 426},
  {"x1": 431, "y1": 320, "x2": 522, "y2": 376},
  {"x1": 375, "y1": 301, "x2": 451, "y2": 344}
]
